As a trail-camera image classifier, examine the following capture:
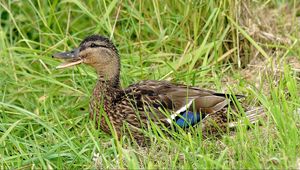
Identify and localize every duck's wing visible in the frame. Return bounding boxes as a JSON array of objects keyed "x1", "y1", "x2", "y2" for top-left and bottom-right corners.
[{"x1": 122, "y1": 80, "x2": 243, "y2": 127}]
